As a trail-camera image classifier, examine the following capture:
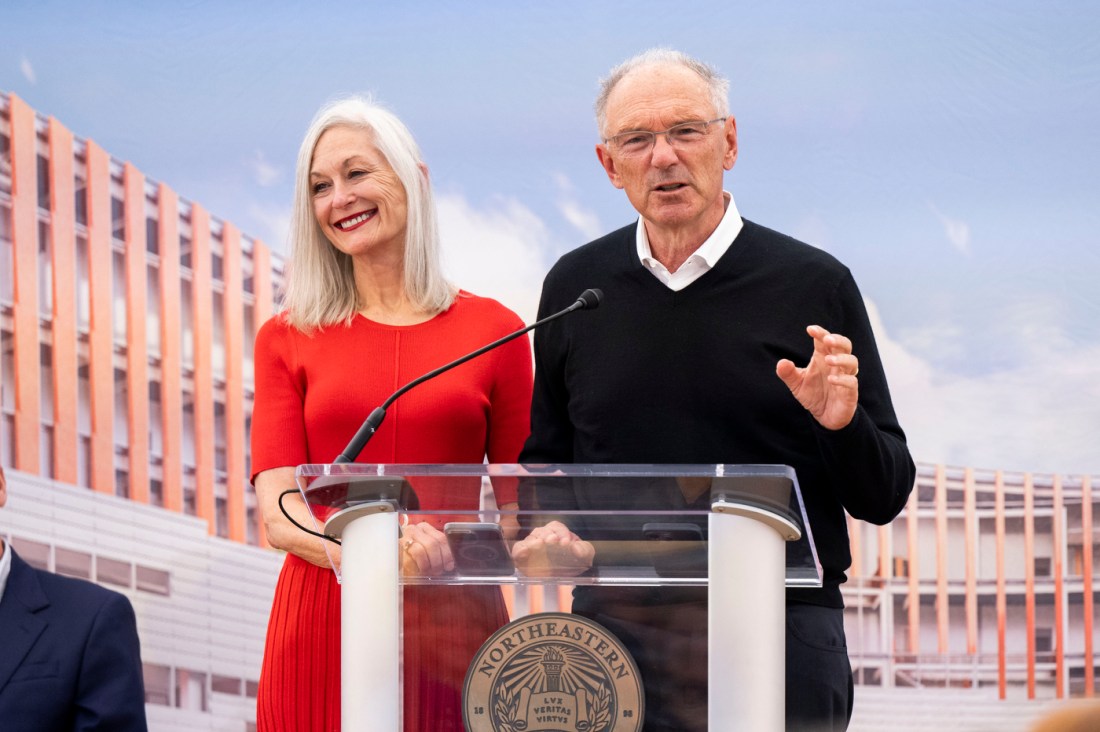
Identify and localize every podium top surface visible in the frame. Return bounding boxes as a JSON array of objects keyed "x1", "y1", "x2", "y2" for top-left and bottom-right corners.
[{"x1": 294, "y1": 463, "x2": 822, "y2": 588}]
